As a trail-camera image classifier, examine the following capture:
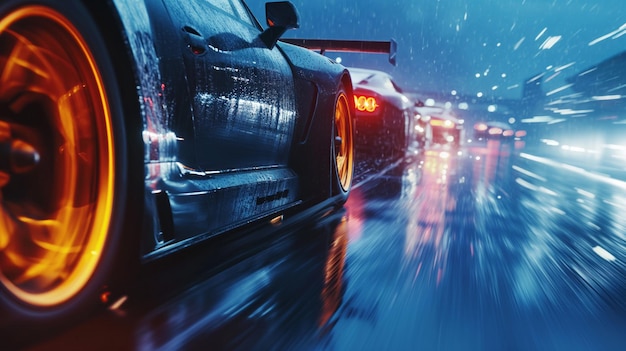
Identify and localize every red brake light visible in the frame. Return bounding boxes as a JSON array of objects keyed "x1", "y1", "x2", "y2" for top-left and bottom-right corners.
[
  {"x1": 354, "y1": 95, "x2": 379, "y2": 112},
  {"x1": 474, "y1": 123, "x2": 488, "y2": 131},
  {"x1": 488, "y1": 127, "x2": 503, "y2": 135},
  {"x1": 502, "y1": 129, "x2": 515, "y2": 137}
]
